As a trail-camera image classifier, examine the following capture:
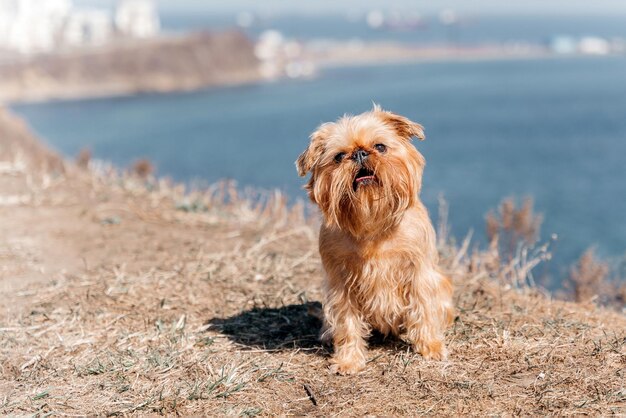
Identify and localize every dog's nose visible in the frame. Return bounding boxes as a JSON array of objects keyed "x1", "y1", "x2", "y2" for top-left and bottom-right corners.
[{"x1": 352, "y1": 149, "x2": 369, "y2": 165}]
